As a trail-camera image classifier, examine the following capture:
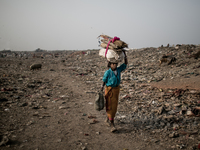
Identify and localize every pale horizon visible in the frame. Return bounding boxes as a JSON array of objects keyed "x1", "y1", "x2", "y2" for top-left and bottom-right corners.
[{"x1": 0, "y1": 0, "x2": 200, "y2": 51}]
